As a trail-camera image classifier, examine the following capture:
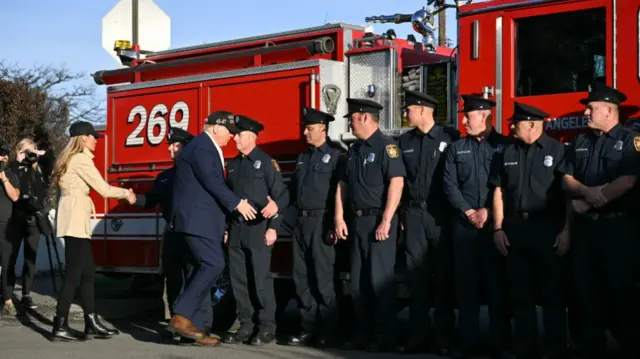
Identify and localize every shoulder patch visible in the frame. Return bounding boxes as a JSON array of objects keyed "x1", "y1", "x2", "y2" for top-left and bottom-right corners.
[
  {"x1": 386, "y1": 144, "x2": 399, "y2": 158},
  {"x1": 271, "y1": 159, "x2": 281, "y2": 172},
  {"x1": 634, "y1": 136, "x2": 640, "y2": 152}
]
